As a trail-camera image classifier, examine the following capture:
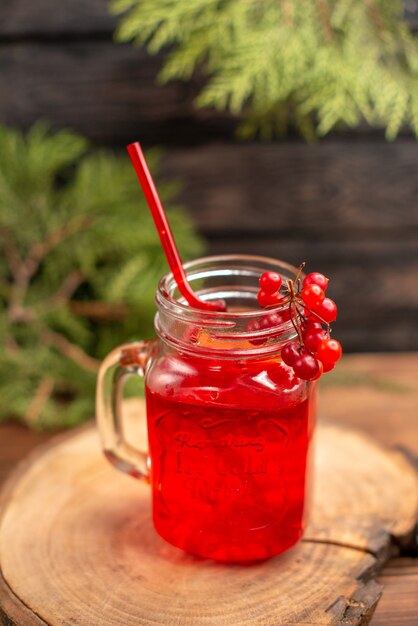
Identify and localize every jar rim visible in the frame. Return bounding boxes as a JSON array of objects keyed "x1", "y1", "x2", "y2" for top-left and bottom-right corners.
[
  {"x1": 157, "y1": 254, "x2": 301, "y2": 319},
  {"x1": 155, "y1": 255, "x2": 301, "y2": 354}
]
